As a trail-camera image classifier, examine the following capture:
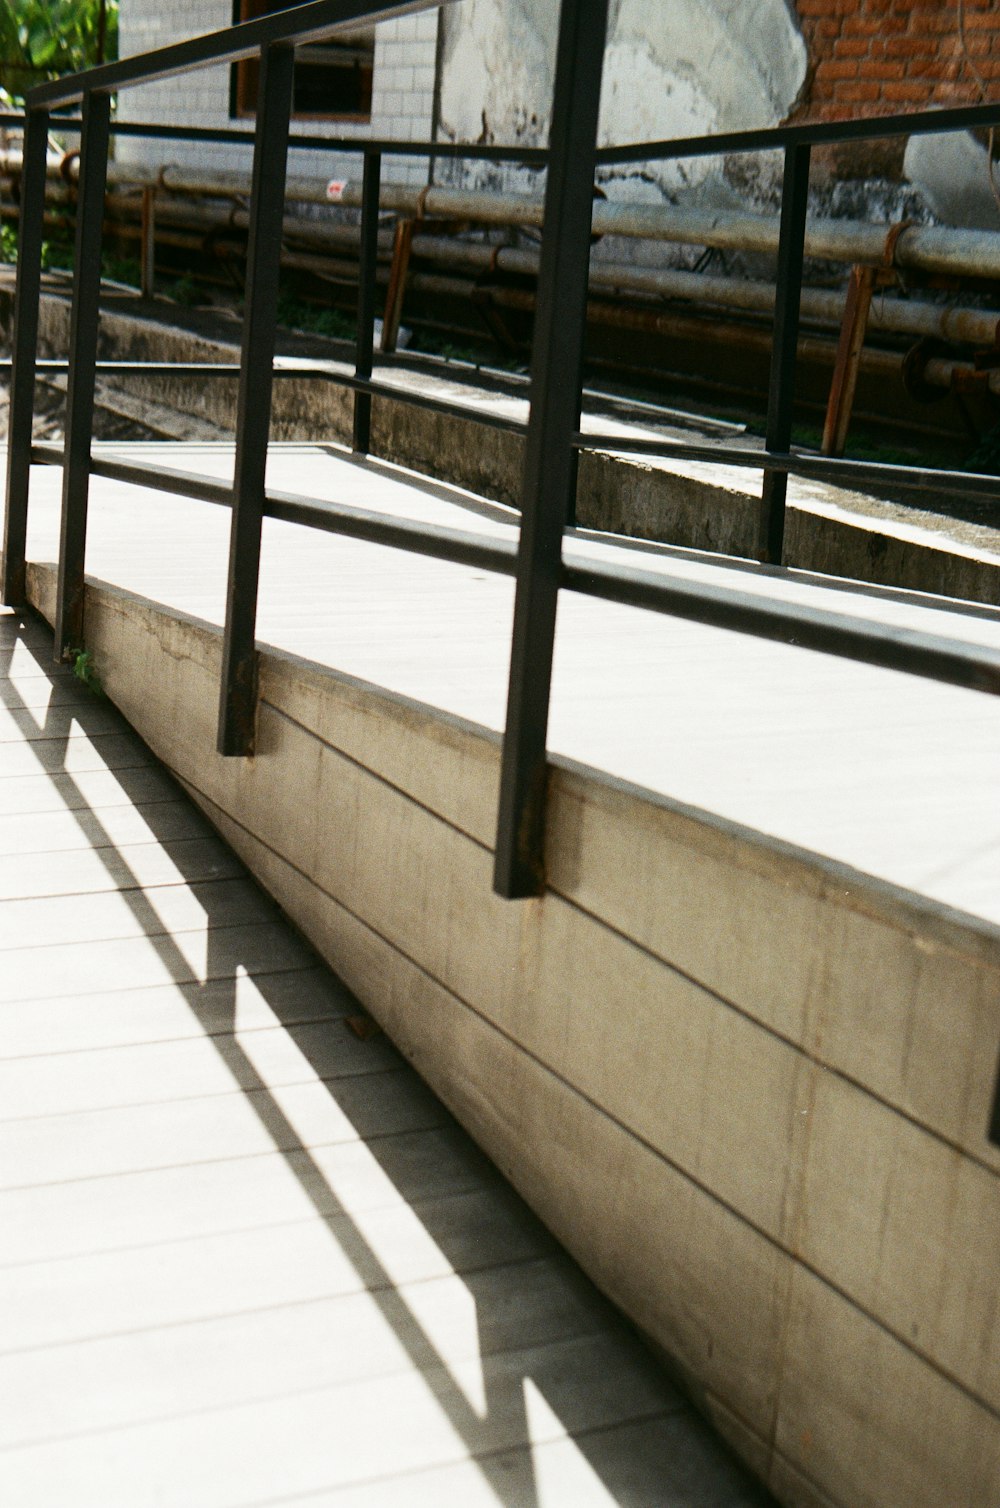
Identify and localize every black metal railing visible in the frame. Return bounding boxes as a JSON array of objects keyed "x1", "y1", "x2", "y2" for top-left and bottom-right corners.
[{"x1": 2, "y1": 0, "x2": 999, "y2": 944}]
